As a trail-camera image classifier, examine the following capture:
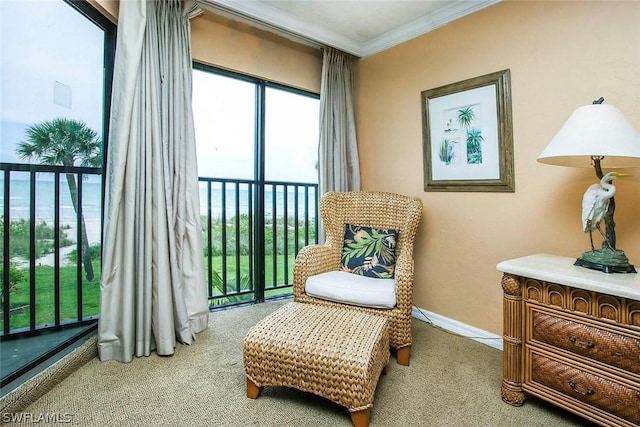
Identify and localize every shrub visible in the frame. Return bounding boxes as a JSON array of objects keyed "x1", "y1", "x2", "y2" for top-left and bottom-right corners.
[
  {"x1": 0, "y1": 262, "x2": 23, "y2": 304},
  {"x1": 0, "y1": 217, "x2": 73, "y2": 259},
  {"x1": 67, "y1": 242, "x2": 102, "y2": 263}
]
